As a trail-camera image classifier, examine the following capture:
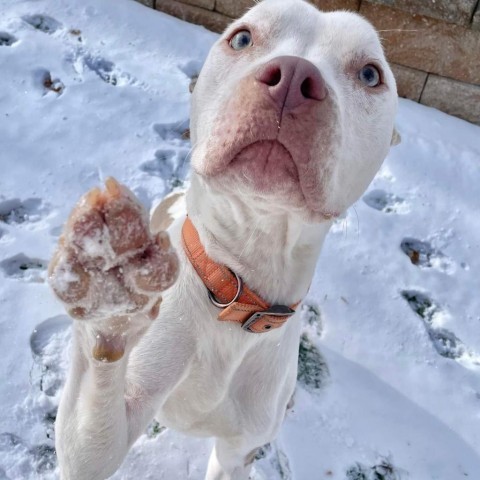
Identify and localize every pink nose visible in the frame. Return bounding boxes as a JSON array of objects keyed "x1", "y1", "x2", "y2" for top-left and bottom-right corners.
[{"x1": 255, "y1": 56, "x2": 327, "y2": 110}]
